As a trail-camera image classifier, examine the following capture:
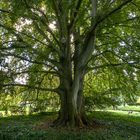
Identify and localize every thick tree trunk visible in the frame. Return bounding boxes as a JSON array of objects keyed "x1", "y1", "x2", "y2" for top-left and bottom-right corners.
[
  {"x1": 53, "y1": 72, "x2": 89, "y2": 128},
  {"x1": 54, "y1": 93, "x2": 86, "y2": 127}
]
